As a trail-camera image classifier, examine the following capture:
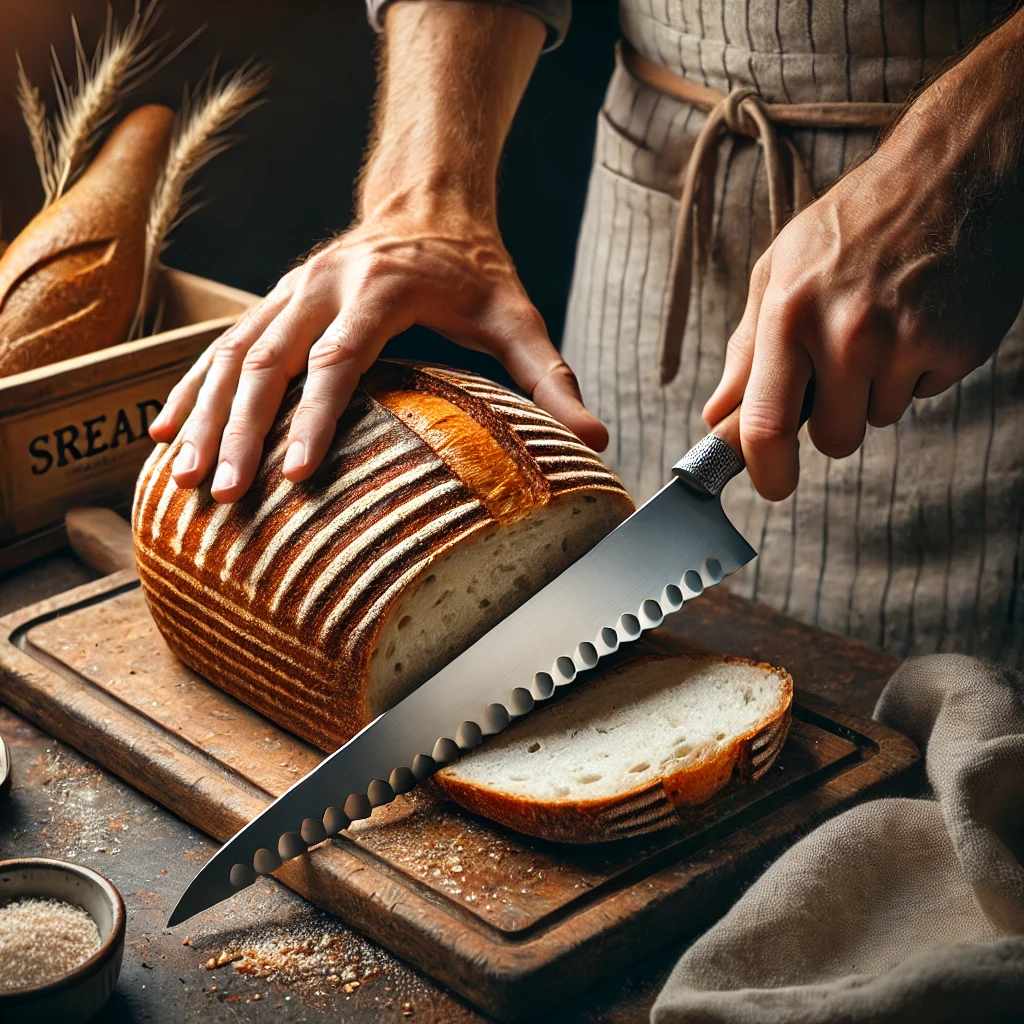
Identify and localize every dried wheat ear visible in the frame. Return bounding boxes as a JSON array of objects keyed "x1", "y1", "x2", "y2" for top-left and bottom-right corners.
[
  {"x1": 133, "y1": 59, "x2": 270, "y2": 338},
  {"x1": 13, "y1": 1, "x2": 268, "y2": 339},
  {"x1": 16, "y1": 1, "x2": 191, "y2": 207}
]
